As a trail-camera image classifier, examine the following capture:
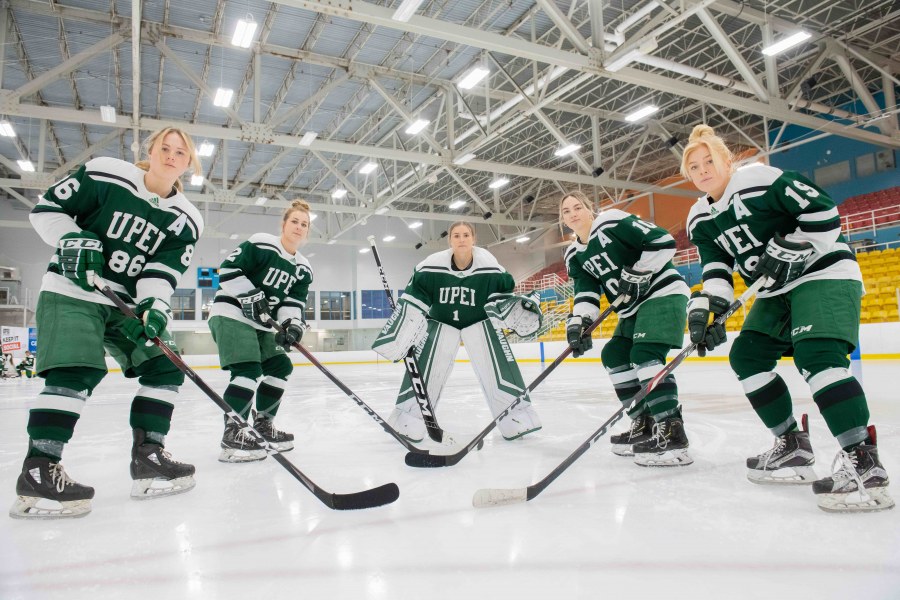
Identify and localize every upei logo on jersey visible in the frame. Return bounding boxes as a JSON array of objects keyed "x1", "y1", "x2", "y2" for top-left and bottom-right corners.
[
  {"x1": 791, "y1": 324, "x2": 813, "y2": 337},
  {"x1": 438, "y1": 286, "x2": 476, "y2": 306}
]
